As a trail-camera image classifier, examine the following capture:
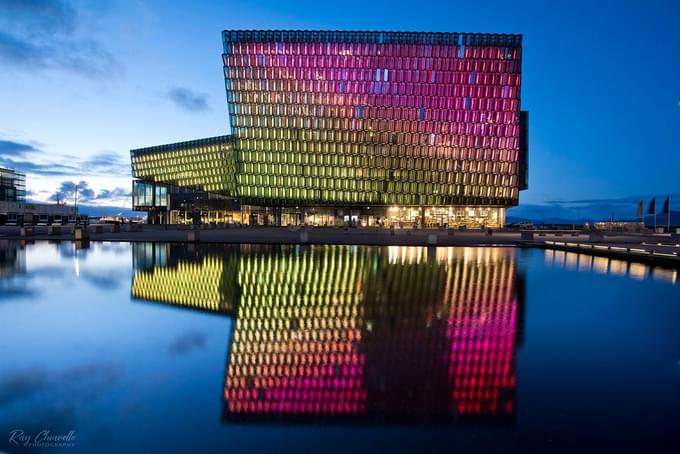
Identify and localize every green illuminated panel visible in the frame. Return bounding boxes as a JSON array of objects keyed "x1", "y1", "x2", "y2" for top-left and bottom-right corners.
[
  {"x1": 130, "y1": 136, "x2": 237, "y2": 195},
  {"x1": 223, "y1": 31, "x2": 523, "y2": 207},
  {"x1": 131, "y1": 253, "x2": 238, "y2": 314}
]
